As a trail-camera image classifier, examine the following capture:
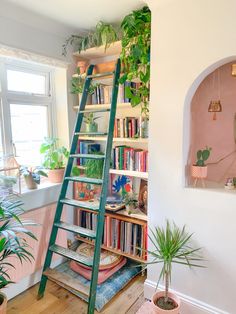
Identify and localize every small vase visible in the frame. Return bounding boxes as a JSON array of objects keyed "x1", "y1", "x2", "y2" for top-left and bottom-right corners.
[
  {"x1": 141, "y1": 117, "x2": 149, "y2": 138},
  {"x1": 151, "y1": 291, "x2": 180, "y2": 314},
  {"x1": 24, "y1": 174, "x2": 37, "y2": 189},
  {"x1": 191, "y1": 165, "x2": 208, "y2": 179},
  {"x1": 0, "y1": 292, "x2": 7, "y2": 314},
  {"x1": 48, "y1": 168, "x2": 65, "y2": 183},
  {"x1": 85, "y1": 123, "x2": 98, "y2": 133}
]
